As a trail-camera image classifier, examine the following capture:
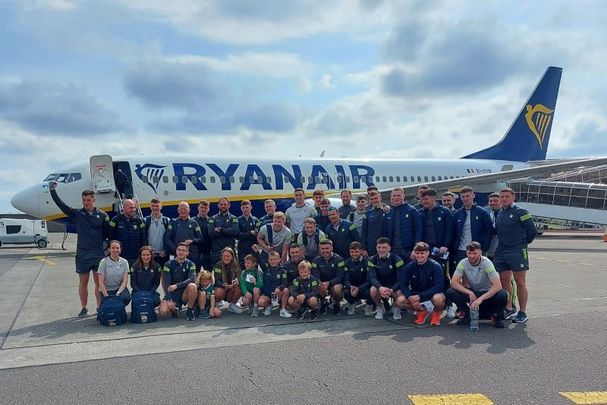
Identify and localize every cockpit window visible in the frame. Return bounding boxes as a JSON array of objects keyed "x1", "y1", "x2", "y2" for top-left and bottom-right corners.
[{"x1": 43, "y1": 173, "x2": 82, "y2": 183}]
